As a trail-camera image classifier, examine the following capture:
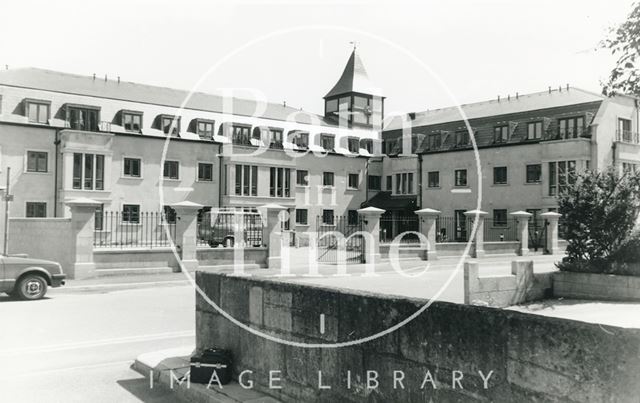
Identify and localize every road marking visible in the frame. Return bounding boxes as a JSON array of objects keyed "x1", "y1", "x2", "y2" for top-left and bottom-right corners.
[
  {"x1": 0, "y1": 330, "x2": 195, "y2": 356},
  {"x1": 59, "y1": 280, "x2": 190, "y2": 290},
  {"x1": 320, "y1": 314, "x2": 325, "y2": 334}
]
